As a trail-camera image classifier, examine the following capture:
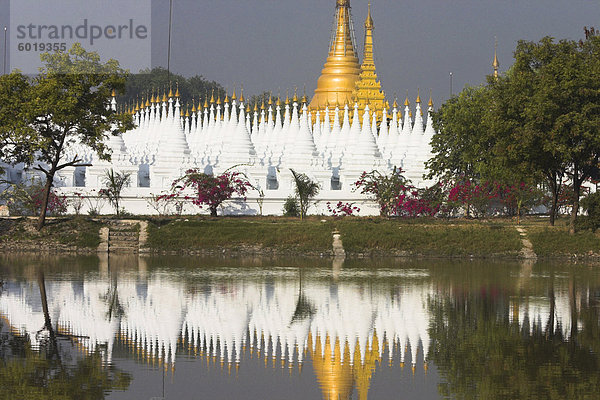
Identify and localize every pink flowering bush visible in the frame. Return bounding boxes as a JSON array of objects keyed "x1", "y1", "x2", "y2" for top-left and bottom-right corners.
[
  {"x1": 161, "y1": 169, "x2": 252, "y2": 217},
  {"x1": 0, "y1": 180, "x2": 67, "y2": 216},
  {"x1": 354, "y1": 167, "x2": 439, "y2": 218},
  {"x1": 327, "y1": 201, "x2": 360, "y2": 217}
]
